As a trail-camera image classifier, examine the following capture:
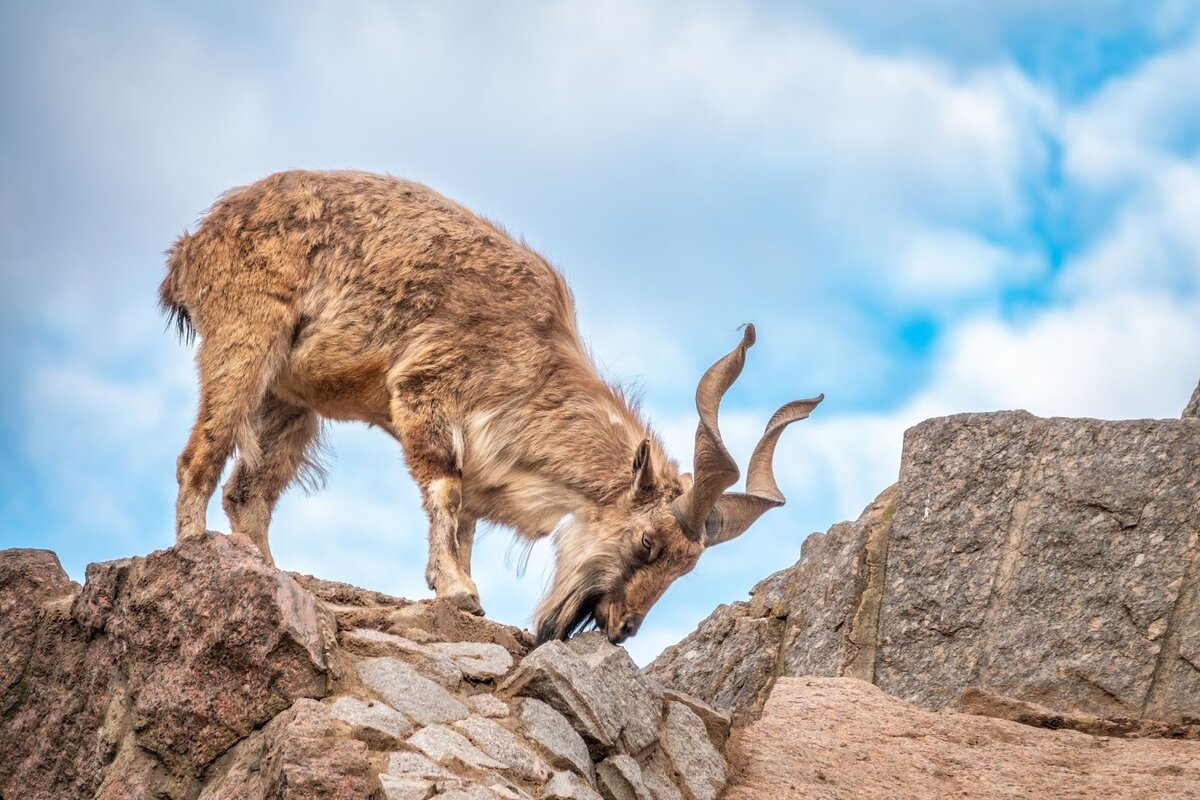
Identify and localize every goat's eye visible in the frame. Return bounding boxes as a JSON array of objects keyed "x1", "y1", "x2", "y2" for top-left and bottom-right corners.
[{"x1": 641, "y1": 532, "x2": 654, "y2": 558}]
